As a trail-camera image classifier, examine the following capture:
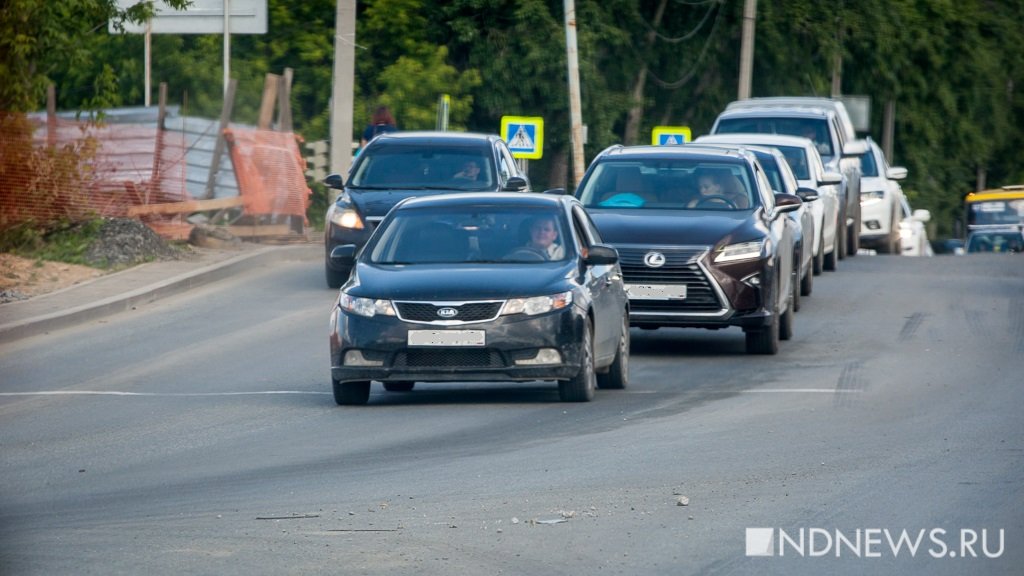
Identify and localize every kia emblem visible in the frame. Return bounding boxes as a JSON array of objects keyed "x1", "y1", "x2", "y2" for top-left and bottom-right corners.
[
  {"x1": 437, "y1": 307, "x2": 459, "y2": 318},
  {"x1": 643, "y1": 251, "x2": 666, "y2": 268}
]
